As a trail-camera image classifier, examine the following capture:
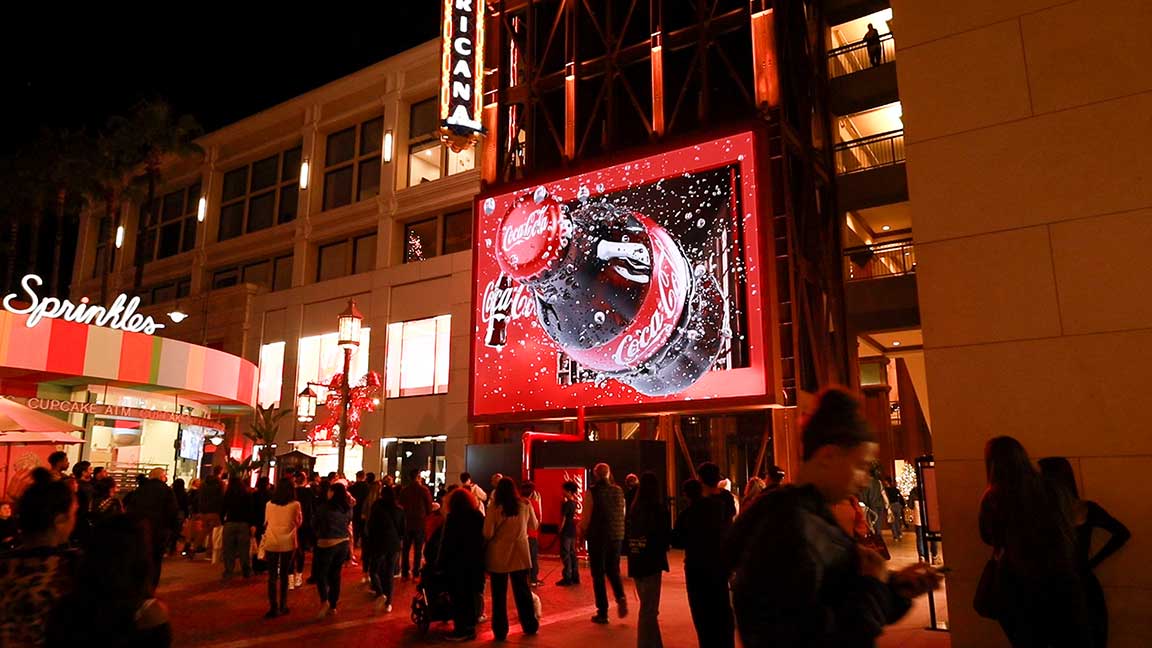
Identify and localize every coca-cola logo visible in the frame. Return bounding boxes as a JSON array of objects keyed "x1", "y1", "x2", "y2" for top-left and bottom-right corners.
[
  {"x1": 480, "y1": 277, "x2": 536, "y2": 324},
  {"x1": 610, "y1": 235, "x2": 687, "y2": 368},
  {"x1": 501, "y1": 206, "x2": 551, "y2": 256}
]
